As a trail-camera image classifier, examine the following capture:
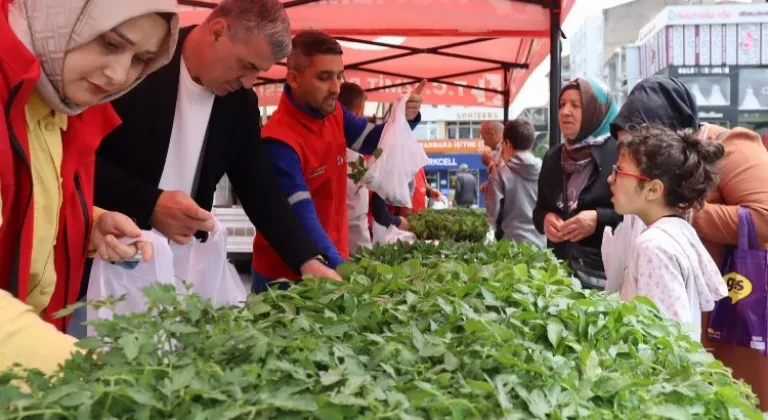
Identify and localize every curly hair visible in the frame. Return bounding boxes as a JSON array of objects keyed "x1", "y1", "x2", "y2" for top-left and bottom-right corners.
[{"x1": 618, "y1": 123, "x2": 724, "y2": 212}]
